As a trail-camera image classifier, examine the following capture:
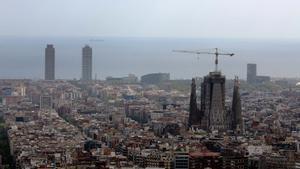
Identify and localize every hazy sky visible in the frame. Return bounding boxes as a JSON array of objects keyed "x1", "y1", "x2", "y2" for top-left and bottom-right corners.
[{"x1": 1, "y1": 0, "x2": 300, "y2": 39}]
